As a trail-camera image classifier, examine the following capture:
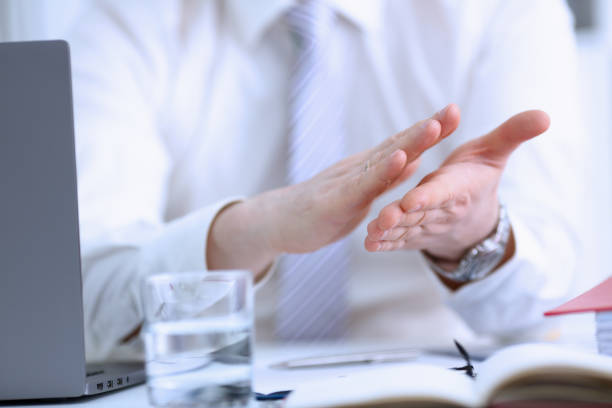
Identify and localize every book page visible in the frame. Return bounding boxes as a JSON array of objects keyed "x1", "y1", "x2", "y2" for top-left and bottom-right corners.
[
  {"x1": 474, "y1": 343, "x2": 612, "y2": 405},
  {"x1": 285, "y1": 363, "x2": 478, "y2": 408}
]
